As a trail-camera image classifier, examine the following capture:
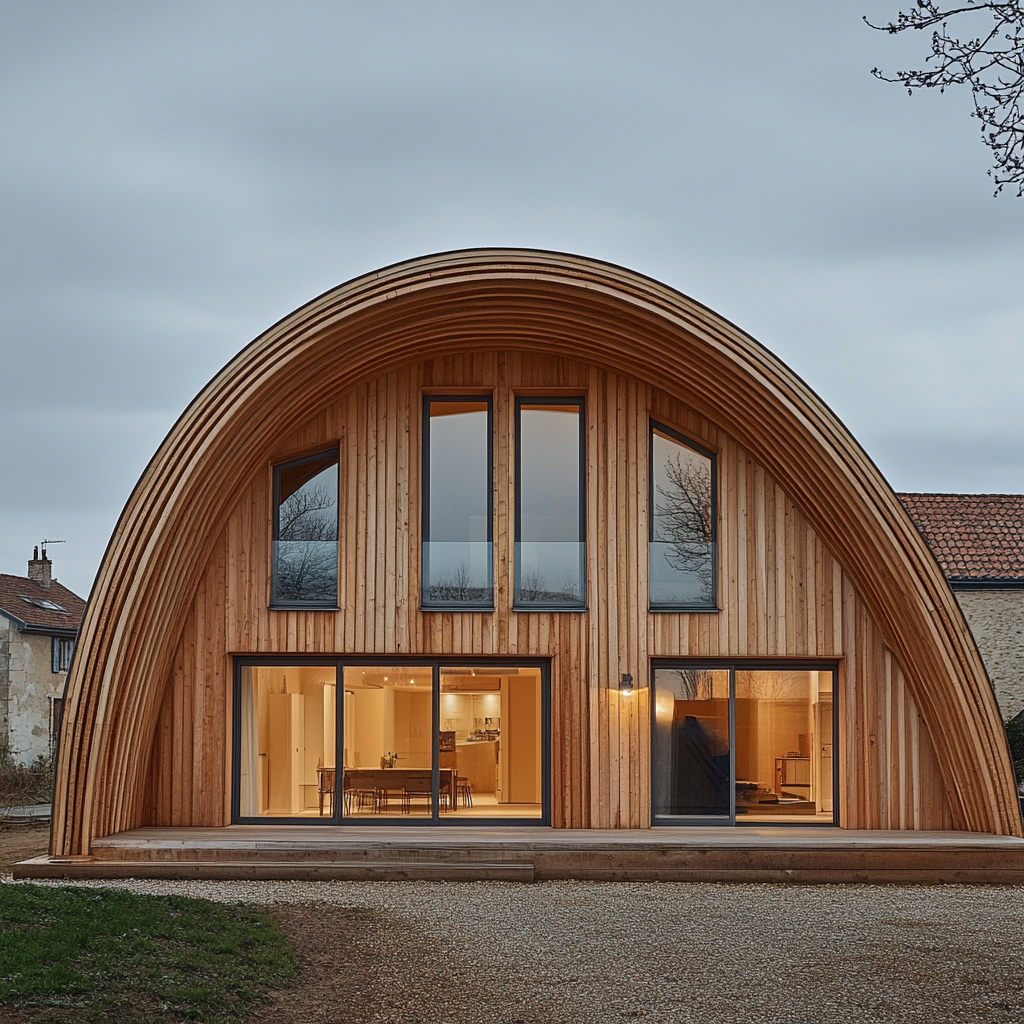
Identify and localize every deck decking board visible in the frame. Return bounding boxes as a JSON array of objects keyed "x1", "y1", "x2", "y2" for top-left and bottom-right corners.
[{"x1": 18, "y1": 826, "x2": 1024, "y2": 884}]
